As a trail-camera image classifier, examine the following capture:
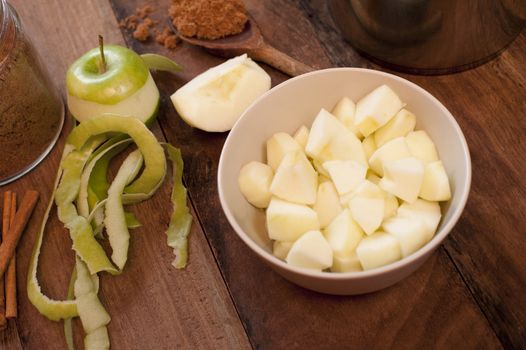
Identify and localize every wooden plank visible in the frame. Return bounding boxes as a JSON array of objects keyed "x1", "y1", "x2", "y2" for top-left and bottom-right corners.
[
  {"x1": 6, "y1": 0, "x2": 251, "y2": 349},
  {"x1": 300, "y1": 1, "x2": 526, "y2": 348},
  {"x1": 110, "y1": 0, "x2": 504, "y2": 348}
]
